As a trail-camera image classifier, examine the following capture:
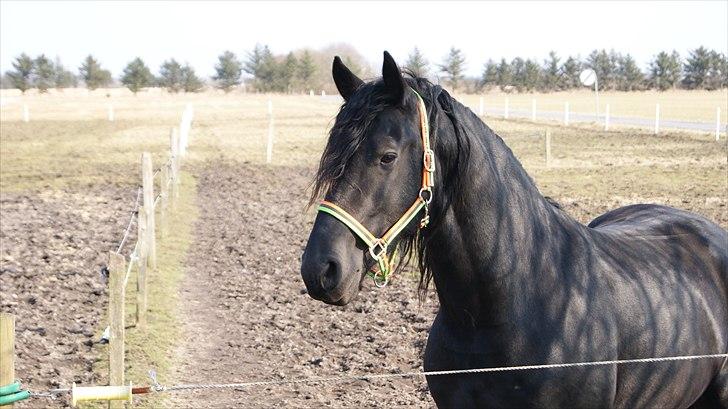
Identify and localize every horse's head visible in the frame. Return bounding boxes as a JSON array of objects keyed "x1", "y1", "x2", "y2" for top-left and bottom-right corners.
[{"x1": 301, "y1": 51, "x2": 433, "y2": 305}]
